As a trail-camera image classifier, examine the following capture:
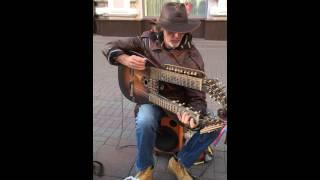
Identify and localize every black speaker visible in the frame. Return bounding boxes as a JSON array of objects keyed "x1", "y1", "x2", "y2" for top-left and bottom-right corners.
[{"x1": 155, "y1": 126, "x2": 178, "y2": 152}]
